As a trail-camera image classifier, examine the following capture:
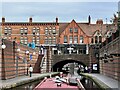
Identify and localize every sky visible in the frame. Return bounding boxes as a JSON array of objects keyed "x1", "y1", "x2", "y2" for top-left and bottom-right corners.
[{"x1": 0, "y1": 0, "x2": 120, "y2": 23}]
